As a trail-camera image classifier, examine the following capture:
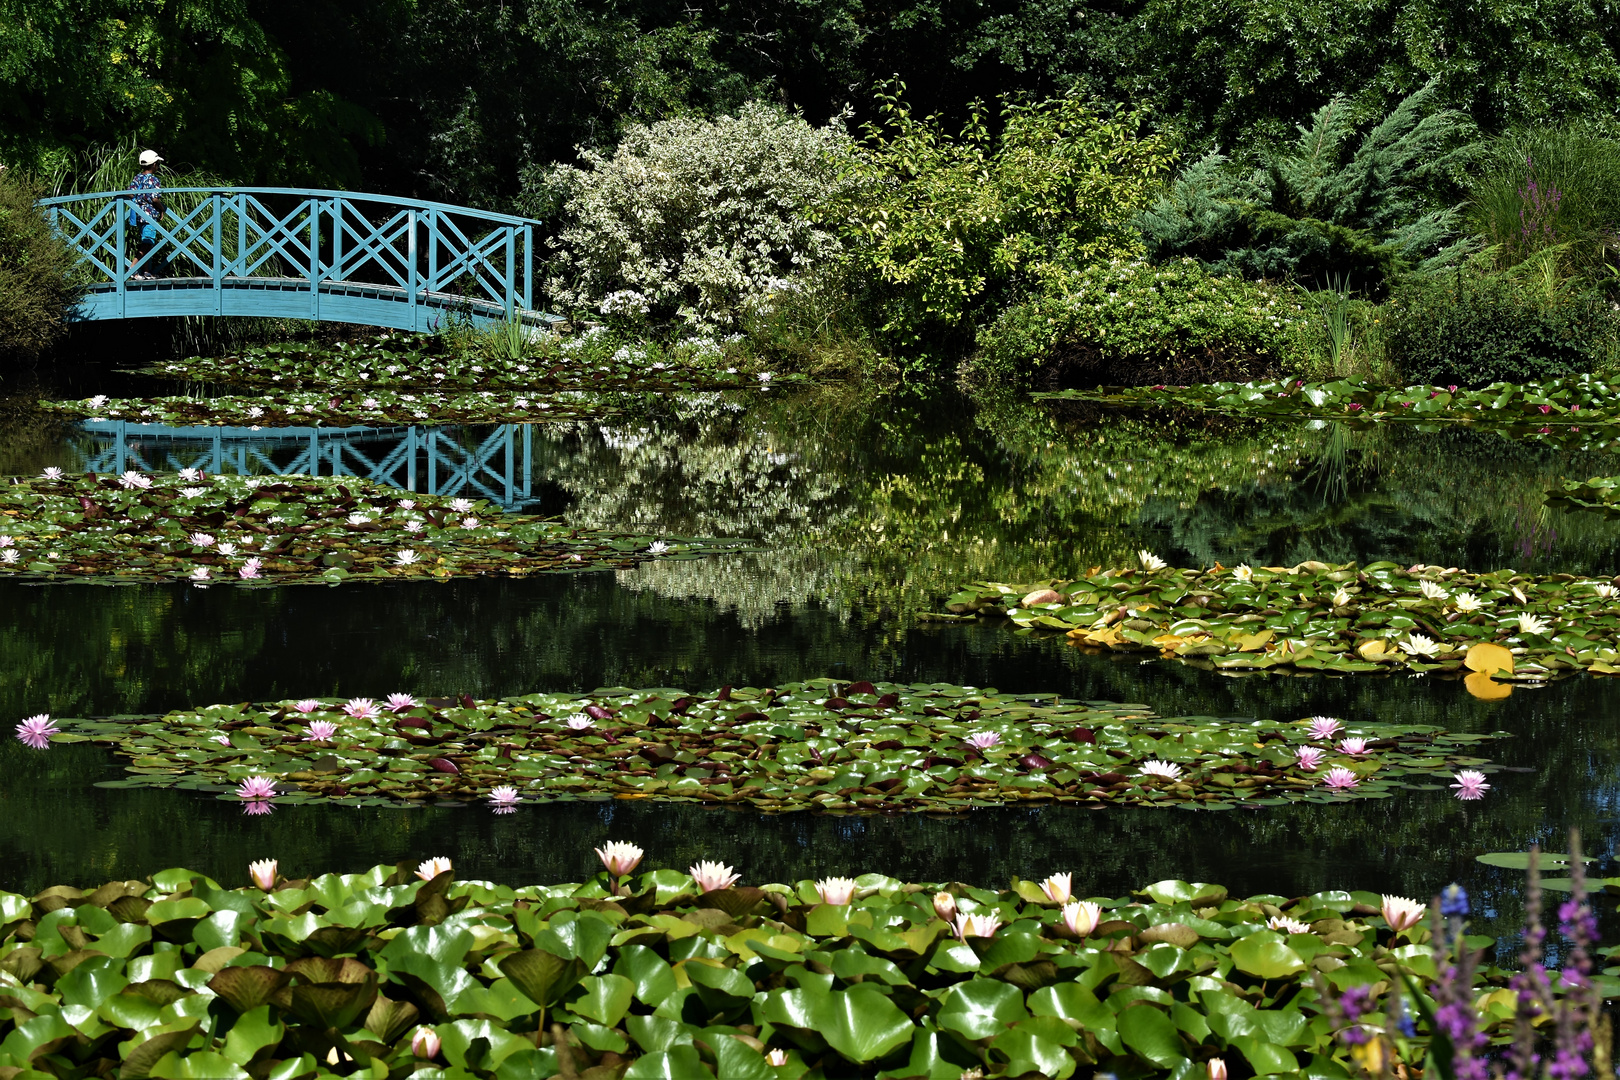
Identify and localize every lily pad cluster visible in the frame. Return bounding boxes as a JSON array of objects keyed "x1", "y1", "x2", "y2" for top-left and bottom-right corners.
[
  {"x1": 0, "y1": 472, "x2": 743, "y2": 585},
  {"x1": 55, "y1": 680, "x2": 1503, "y2": 811},
  {"x1": 0, "y1": 859, "x2": 1565, "y2": 1079},
  {"x1": 1036, "y1": 375, "x2": 1620, "y2": 435},
  {"x1": 1546, "y1": 476, "x2": 1620, "y2": 517},
  {"x1": 37, "y1": 389, "x2": 633, "y2": 428},
  {"x1": 132, "y1": 332, "x2": 794, "y2": 392},
  {"x1": 945, "y1": 559, "x2": 1620, "y2": 680}
]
